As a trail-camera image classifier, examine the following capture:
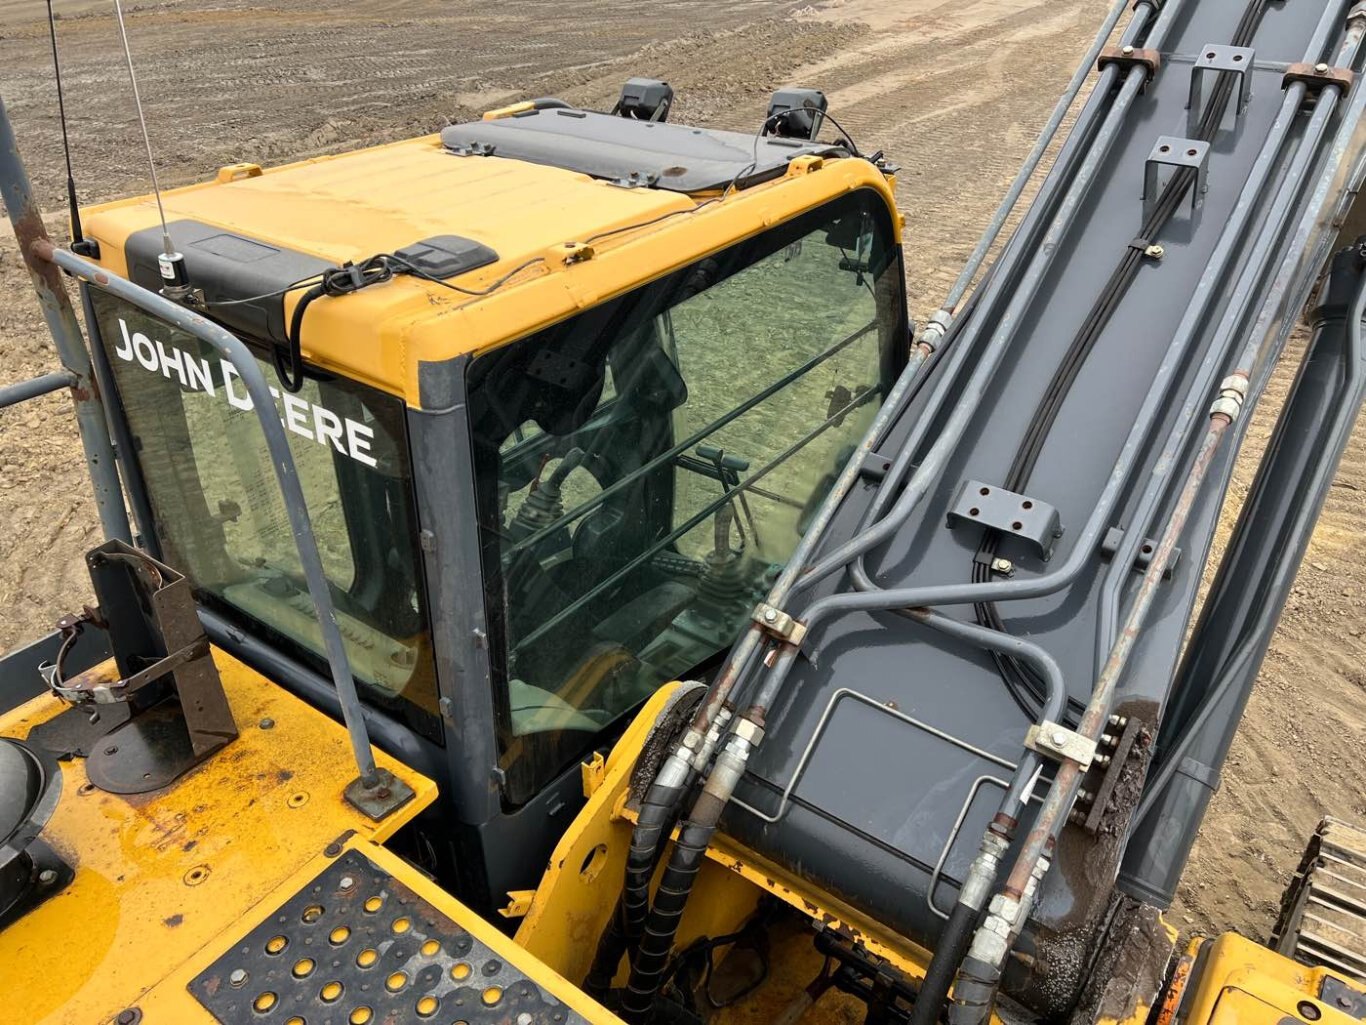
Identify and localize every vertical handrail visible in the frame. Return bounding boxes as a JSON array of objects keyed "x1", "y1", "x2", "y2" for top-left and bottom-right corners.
[
  {"x1": 37, "y1": 241, "x2": 385, "y2": 796},
  {"x1": 0, "y1": 96, "x2": 130, "y2": 544},
  {"x1": 0, "y1": 91, "x2": 390, "y2": 803}
]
